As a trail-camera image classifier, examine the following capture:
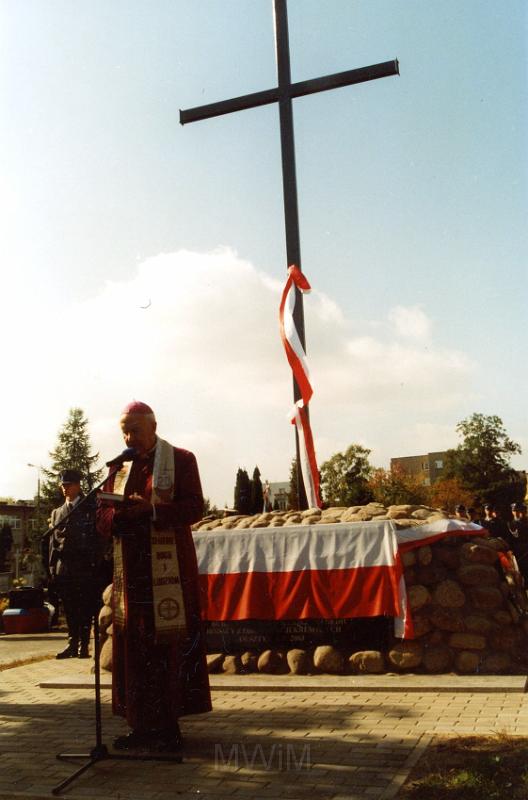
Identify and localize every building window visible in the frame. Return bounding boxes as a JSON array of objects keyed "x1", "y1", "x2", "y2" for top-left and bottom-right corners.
[{"x1": 435, "y1": 460, "x2": 443, "y2": 470}]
